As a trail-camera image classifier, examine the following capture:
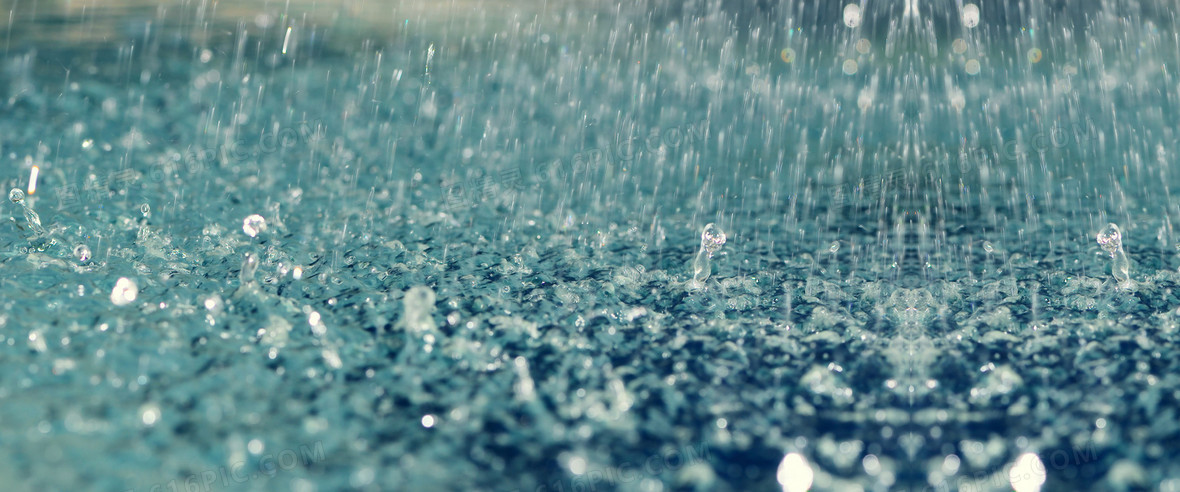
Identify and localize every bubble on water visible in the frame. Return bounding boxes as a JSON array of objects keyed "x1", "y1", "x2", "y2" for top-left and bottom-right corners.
[
  {"x1": 243, "y1": 214, "x2": 267, "y2": 237},
  {"x1": 829, "y1": 241, "x2": 840, "y2": 254},
  {"x1": 983, "y1": 241, "x2": 994, "y2": 254},
  {"x1": 74, "y1": 245, "x2": 91, "y2": 262},
  {"x1": 962, "y1": 4, "x2": 981, "y2": 28},
  {"x1": 111, "y1": 277, "x2": 138, "y2": 306},
  {"x1": 9, "y1": 188, "x2": 24, "y2": 203},
  {"x1": 140, "y1": 203, "x2": 151, "y2": 218},
  {"x1": 240, "y1": 253, "x2": 259, "y2": 284}
]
